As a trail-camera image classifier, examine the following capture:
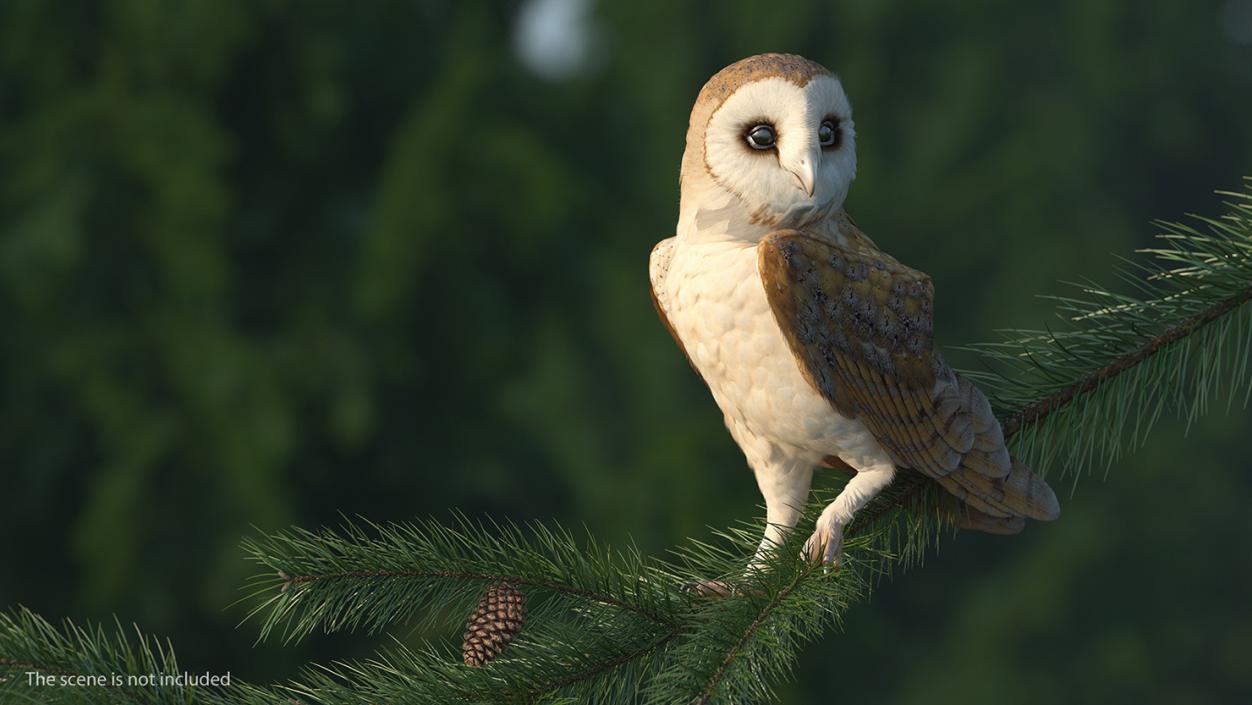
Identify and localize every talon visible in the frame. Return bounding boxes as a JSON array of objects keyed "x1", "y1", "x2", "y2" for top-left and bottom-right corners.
[{"x1": 805, "y1": 516, "x2": 845, "y2": 568}]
